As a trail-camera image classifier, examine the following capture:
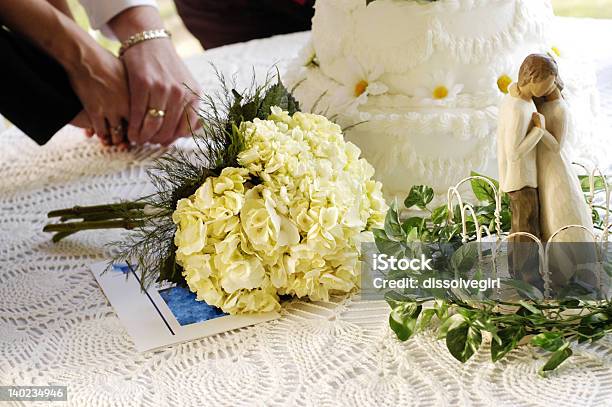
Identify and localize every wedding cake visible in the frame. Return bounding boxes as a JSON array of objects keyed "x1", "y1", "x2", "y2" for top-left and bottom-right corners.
[{"x1": 288, "y1": 0, "x2": 601, "y2": 200}]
